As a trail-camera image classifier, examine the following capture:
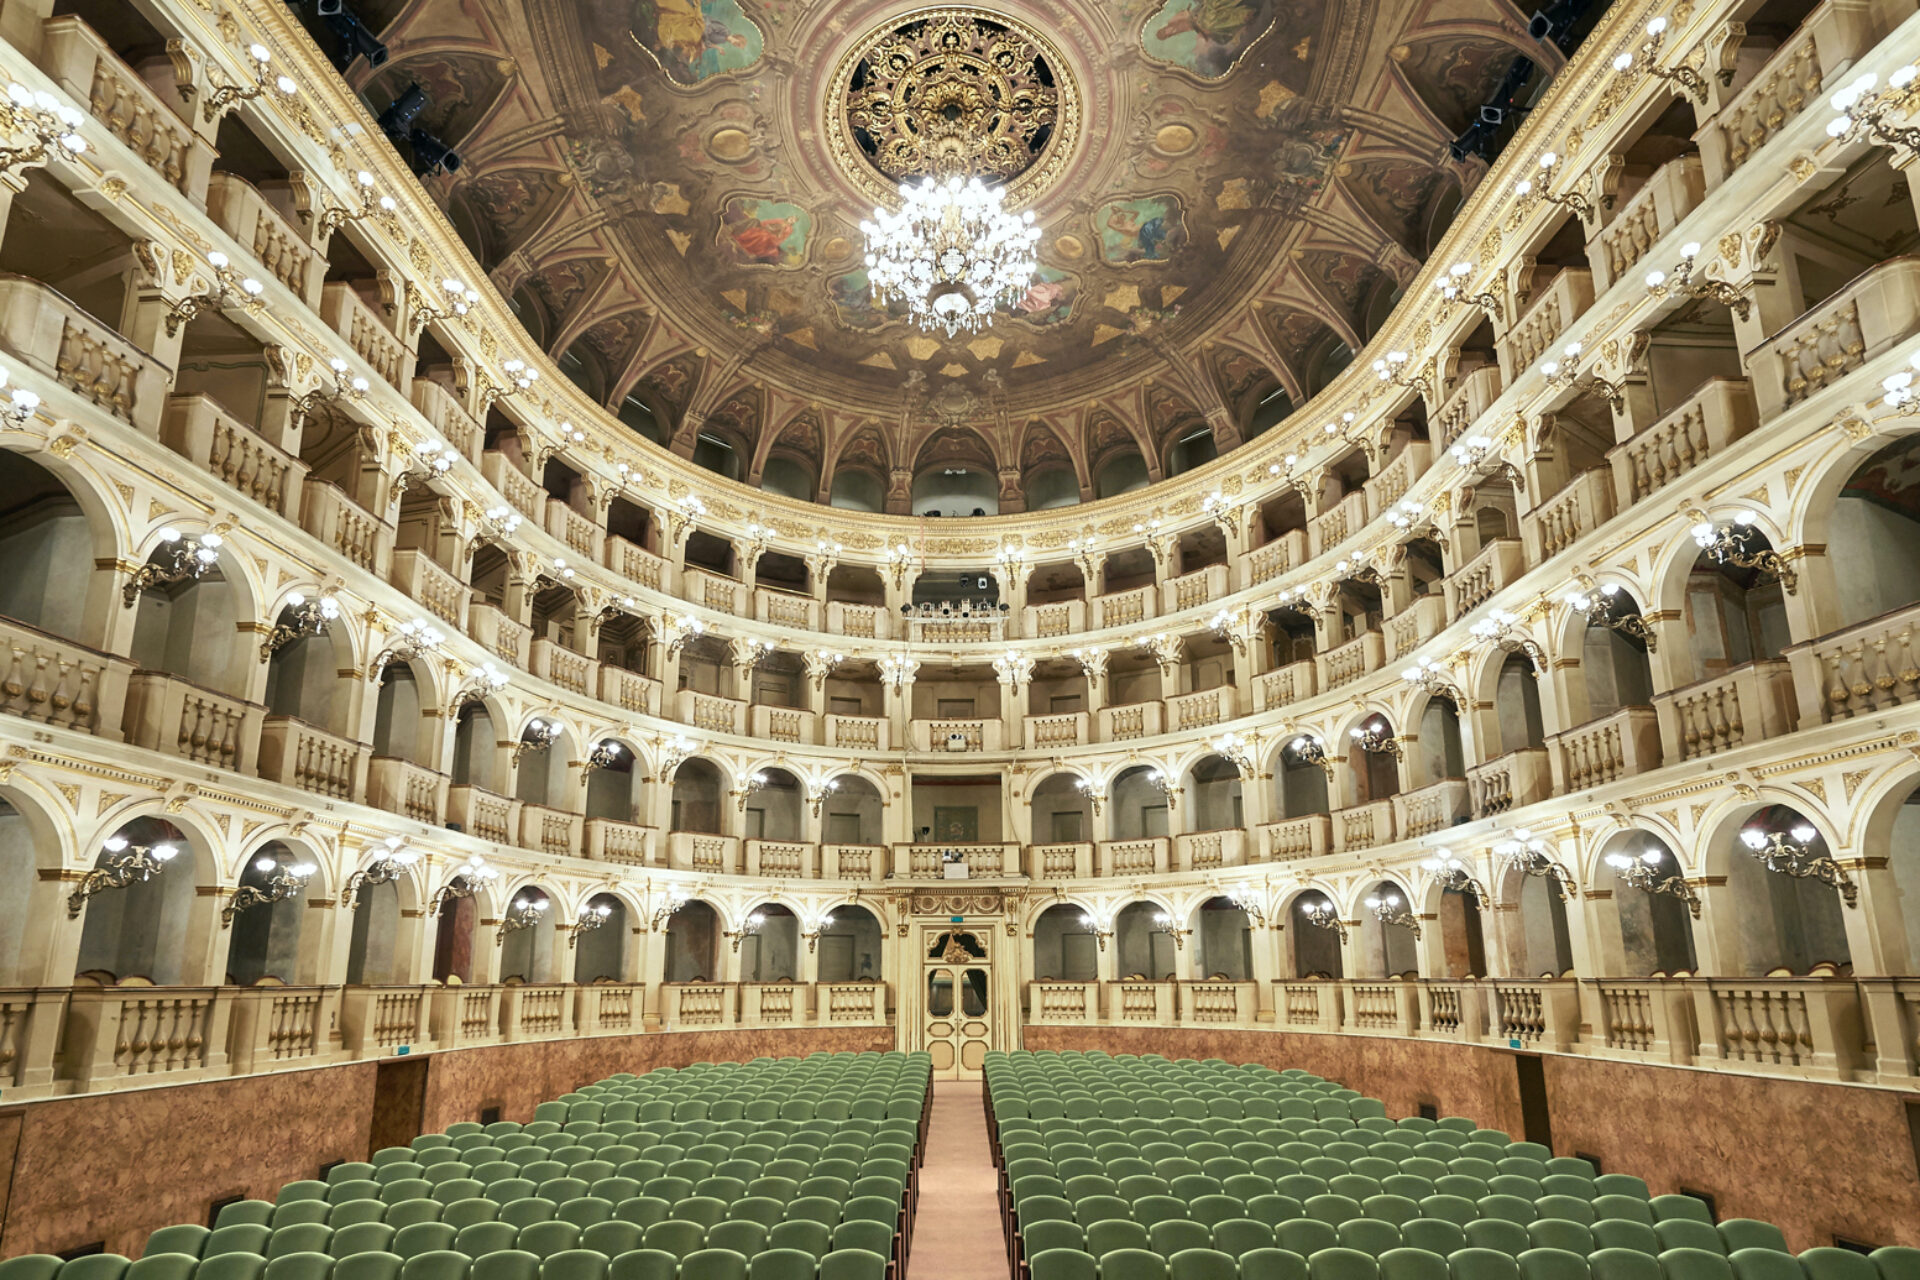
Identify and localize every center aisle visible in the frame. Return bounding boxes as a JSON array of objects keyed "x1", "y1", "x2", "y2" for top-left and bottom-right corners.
[{"x1": 912, "y1": 1079, "x2": 1001, "y2": 1280}]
